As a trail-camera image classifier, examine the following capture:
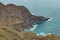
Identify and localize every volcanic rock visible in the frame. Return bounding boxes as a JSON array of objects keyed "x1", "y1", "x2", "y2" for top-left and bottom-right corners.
[{"x1": 0, "y1": 2, "x2": 49, "y2": 31}]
